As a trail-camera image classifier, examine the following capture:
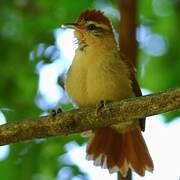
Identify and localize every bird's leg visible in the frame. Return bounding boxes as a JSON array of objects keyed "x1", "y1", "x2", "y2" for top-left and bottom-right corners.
[{"x1": 96, "y1": 100, "x2": 112, "y2": 116}]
